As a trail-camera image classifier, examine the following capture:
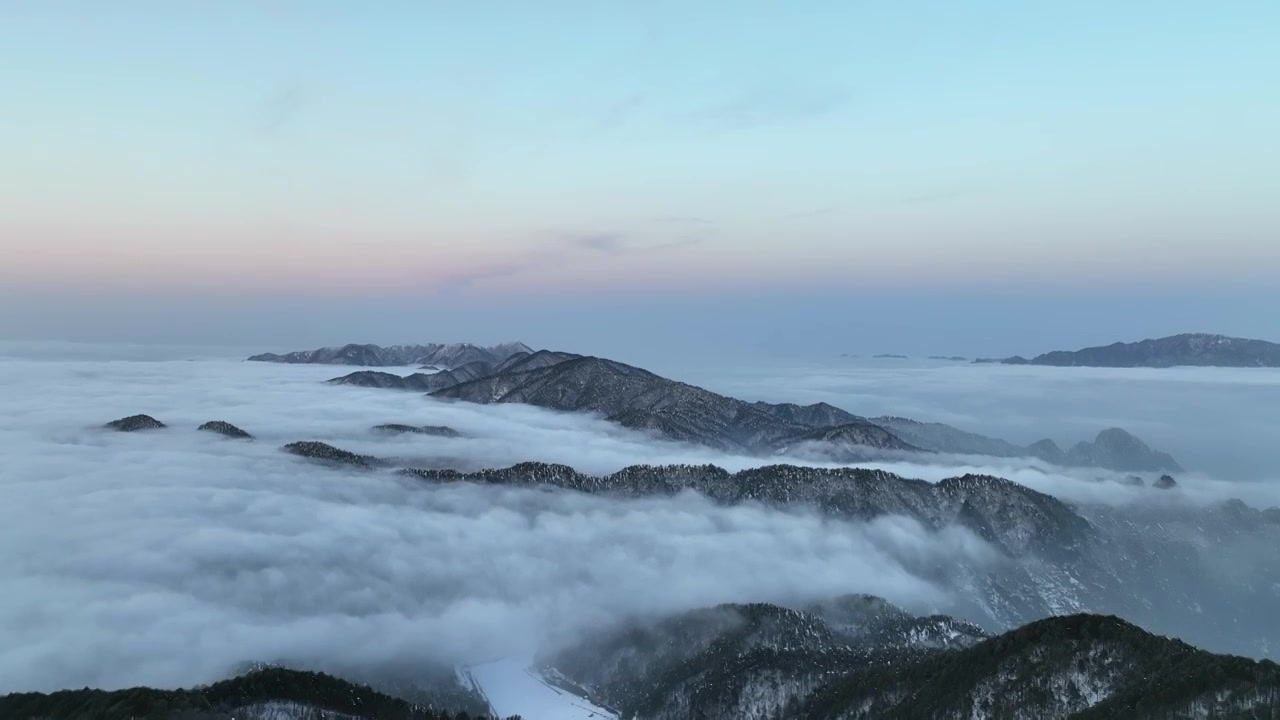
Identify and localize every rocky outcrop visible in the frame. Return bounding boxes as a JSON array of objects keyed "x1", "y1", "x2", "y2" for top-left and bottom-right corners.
[
  {"x1": 327, "y1": 371, "x2": 445, "y2": 391},
  {"x1": 282, "y1": 441, "x2": 381, "y2": 468},
  {"x1": 1062, "y1": 428, "x2": 1183, "y2": 473},
  {"x1": 197, "y1": 420, "x2": 253, "y2": 439},
  {"x1": 371, "y1": 424, "x2": 460, "y2": 438},
  {"x1": 104, "y1": 414, "x2": 166, "y2": 432},
  {"x1": 546, "y1": 603, "x2": 1280, "y2": 720}
]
